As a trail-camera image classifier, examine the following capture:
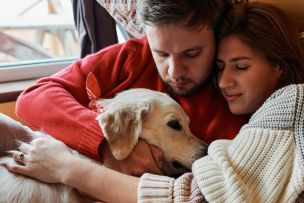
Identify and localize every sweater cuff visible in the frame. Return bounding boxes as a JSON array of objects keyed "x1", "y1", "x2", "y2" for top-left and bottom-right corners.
[
  {"x1": 138, "y1": 173, "x2": 174, "y2": 203},
  {"x1": 78, "y1": 119, "x2": 104, "y2": 160}
]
